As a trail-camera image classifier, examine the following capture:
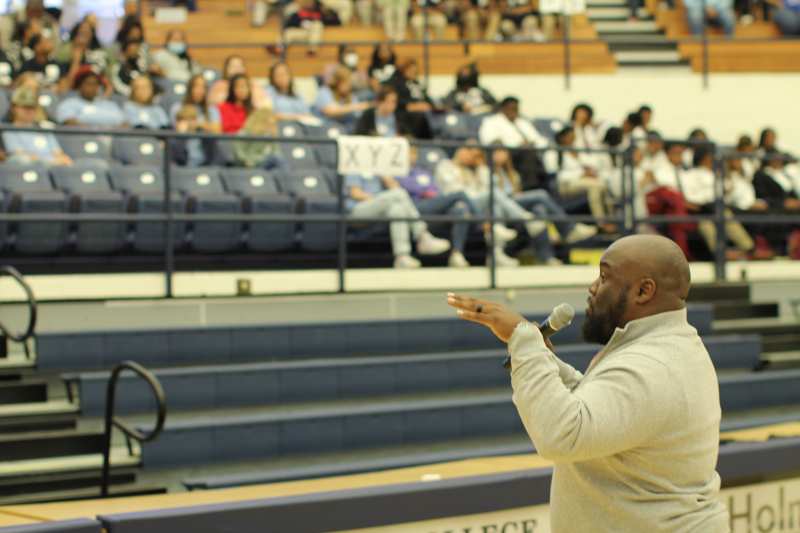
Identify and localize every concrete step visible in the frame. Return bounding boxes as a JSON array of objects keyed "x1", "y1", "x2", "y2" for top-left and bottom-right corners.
[
  {"x1": 596, "y1": 19, "x2": 660, "y2": 33},
  {"x1": 614, "y1": 49, "x2": 688, "y2": 65},
  {"x1": 0, "y1": 399, "x2": 78, "y2": 432},
  {"x1": 587, "y1": 7, "x2": 649, "y2": 19}
]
